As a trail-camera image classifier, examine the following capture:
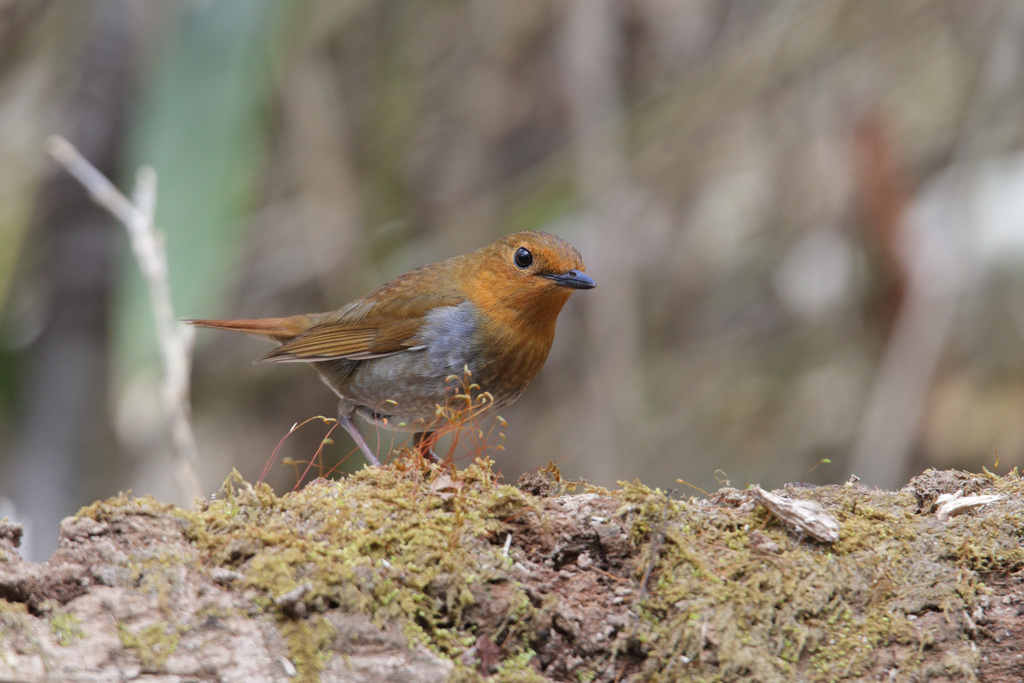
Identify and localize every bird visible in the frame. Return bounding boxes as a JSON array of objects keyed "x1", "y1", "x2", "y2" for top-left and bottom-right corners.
[{"x1": 188, "y1": 231, "x2": 595, "y2": 466}]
